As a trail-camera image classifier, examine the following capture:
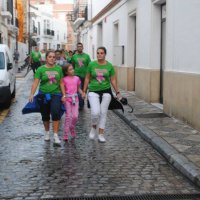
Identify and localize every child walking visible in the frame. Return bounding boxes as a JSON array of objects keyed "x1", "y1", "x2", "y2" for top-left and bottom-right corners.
[{"x1": 60, "y1": 63, "x2": 83, "y2": 141}]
